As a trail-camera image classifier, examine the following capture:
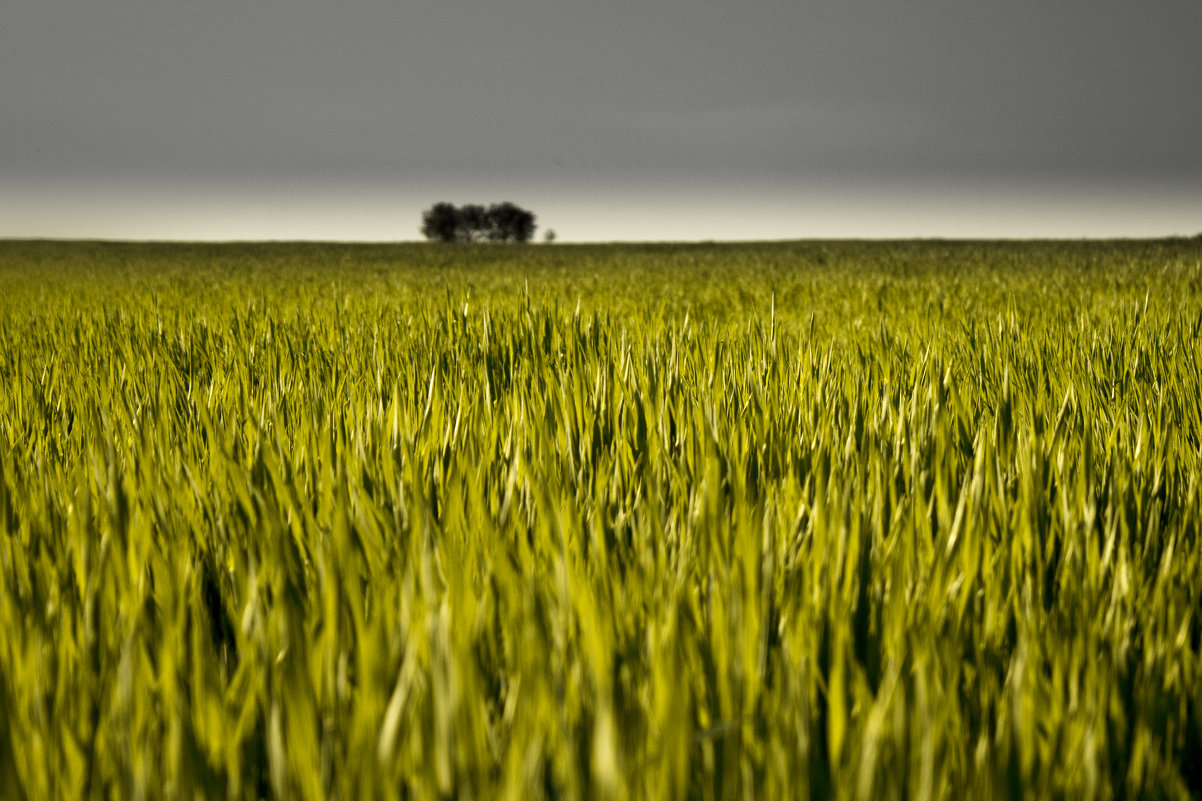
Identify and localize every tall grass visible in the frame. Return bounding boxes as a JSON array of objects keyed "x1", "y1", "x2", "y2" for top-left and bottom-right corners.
[{"x1": 1, "y1": 239, "x2": 1201, "y2": 799}]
